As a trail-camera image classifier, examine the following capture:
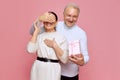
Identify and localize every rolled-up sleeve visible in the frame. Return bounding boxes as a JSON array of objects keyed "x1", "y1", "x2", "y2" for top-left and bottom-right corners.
[{"x1": 80, "y1": 32, "x2": 90, "y2": 64}]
